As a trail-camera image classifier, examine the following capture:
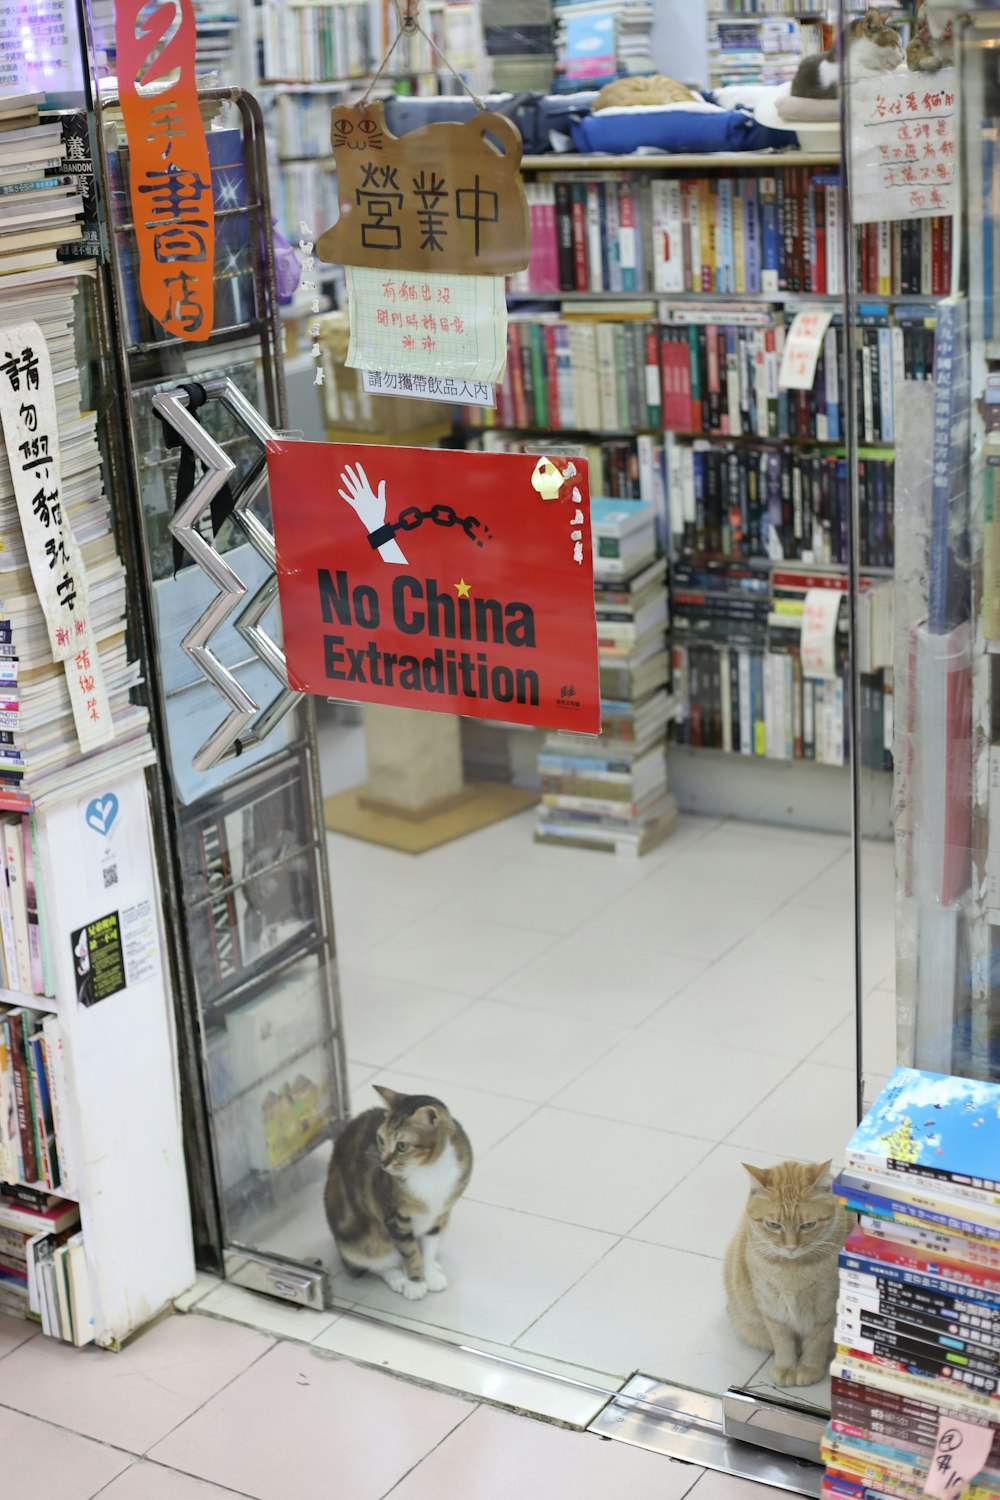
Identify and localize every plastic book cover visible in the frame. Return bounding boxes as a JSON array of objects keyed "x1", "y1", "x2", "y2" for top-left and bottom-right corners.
[{"x1": 847, "y1": 1067, "x2": 1000, "y2": 1190}]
